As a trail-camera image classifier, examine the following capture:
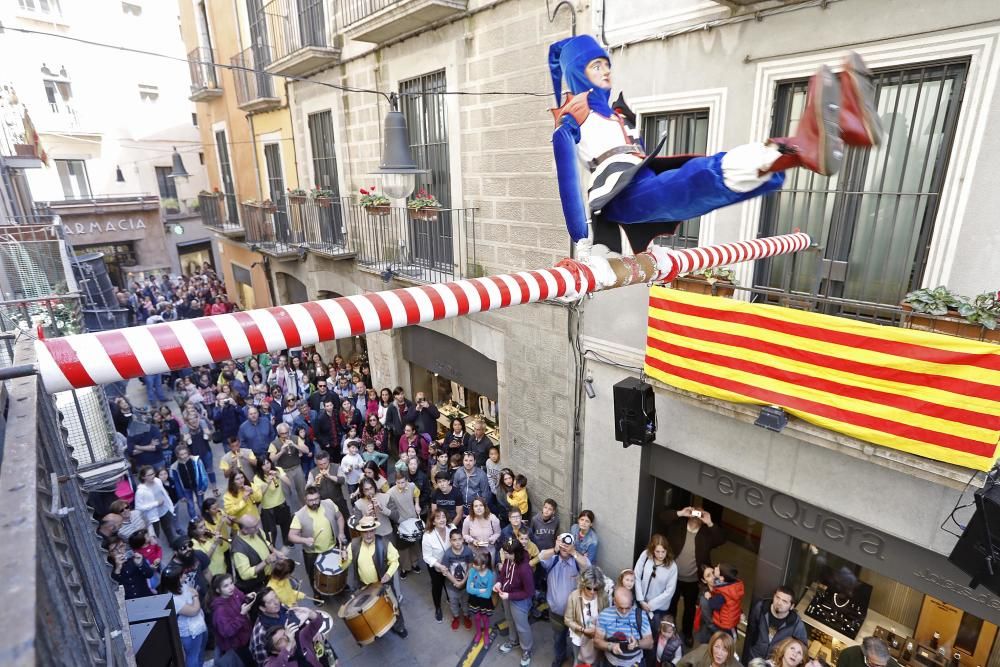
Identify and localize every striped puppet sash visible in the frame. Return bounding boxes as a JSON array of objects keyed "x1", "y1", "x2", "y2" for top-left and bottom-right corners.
[{"x1": 644, "y1": 286, "x2": 1000, "y2": 471}]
